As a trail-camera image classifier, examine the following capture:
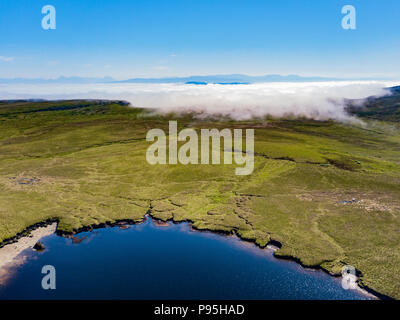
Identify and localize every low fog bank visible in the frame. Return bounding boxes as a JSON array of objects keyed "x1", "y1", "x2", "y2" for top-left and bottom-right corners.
[{"x1": 0, "y1": 81, "x2": 396, "y2": 122}]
